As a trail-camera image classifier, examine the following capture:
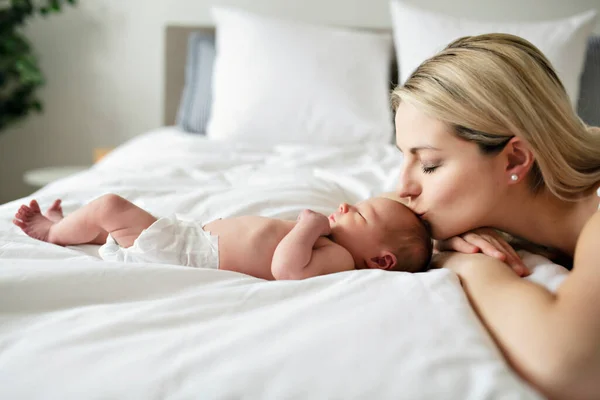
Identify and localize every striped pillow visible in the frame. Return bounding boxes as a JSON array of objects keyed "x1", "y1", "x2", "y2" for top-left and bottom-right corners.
[
  {"x1": 176, "y1": 31, "x2": 216, "y2": 134},
  {"x1": 577, "y1": 35, "x2": 600, "y2": 127}
]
